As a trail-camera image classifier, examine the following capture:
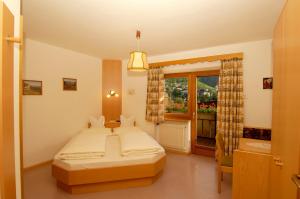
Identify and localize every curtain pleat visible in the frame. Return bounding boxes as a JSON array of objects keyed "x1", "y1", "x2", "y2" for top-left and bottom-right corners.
[
  {"x1": 146, "y1": 68, "x2": 165, "y2": 123},
  {"x1": 217, "y1": 58, "x2": 244, "y2": 156}
]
